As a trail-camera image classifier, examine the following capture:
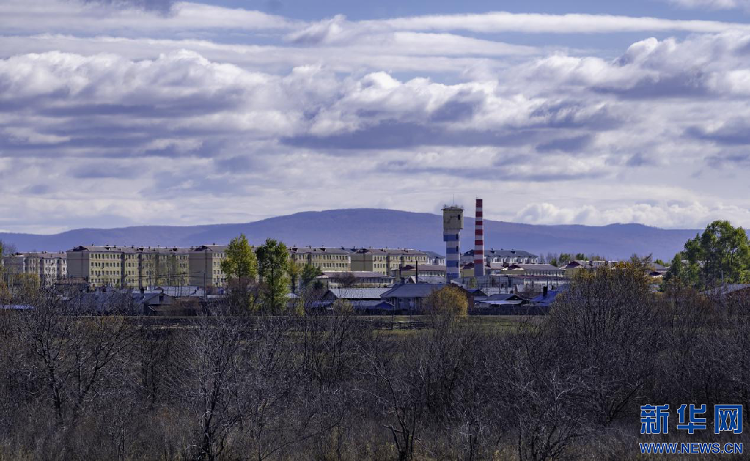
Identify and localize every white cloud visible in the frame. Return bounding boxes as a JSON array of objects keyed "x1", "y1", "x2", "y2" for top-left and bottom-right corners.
[
  {"x1": 365, "y1": 11, "x2": 750, "y2": 34},
  {"x1": 0, "y1": 0, "x2": 297, "y2": 35},
  {"x1": 515, "y1": 201, "x2": 750, "y2": 229},
  {"x1": 3, "y1": 3, "x2": 750, "y2": 232},
  {"x1": 667, "y1": 0, "x2": 750, "y2": 11}
]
